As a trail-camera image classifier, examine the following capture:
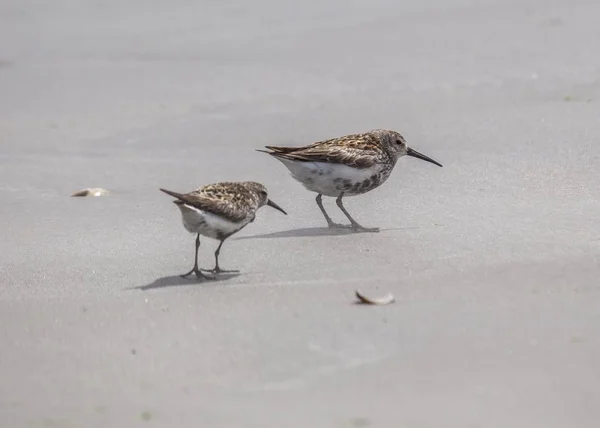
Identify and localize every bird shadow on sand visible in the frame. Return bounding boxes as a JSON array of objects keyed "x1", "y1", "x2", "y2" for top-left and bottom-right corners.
[
  {"x1": 128, "y1": 272, "x2": 241, "y2": 291},
  {"x1": 235, "y1": 226, "x2": 419, "y2": 240}
]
